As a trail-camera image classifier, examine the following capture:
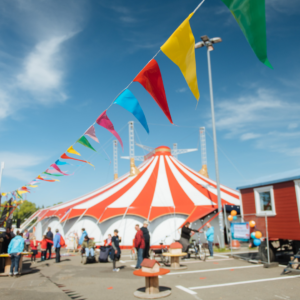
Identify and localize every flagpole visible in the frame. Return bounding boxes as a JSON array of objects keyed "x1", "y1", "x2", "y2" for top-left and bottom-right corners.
[{"x1": 195, "y1": 36, "x2": 225, "y2": 249}]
